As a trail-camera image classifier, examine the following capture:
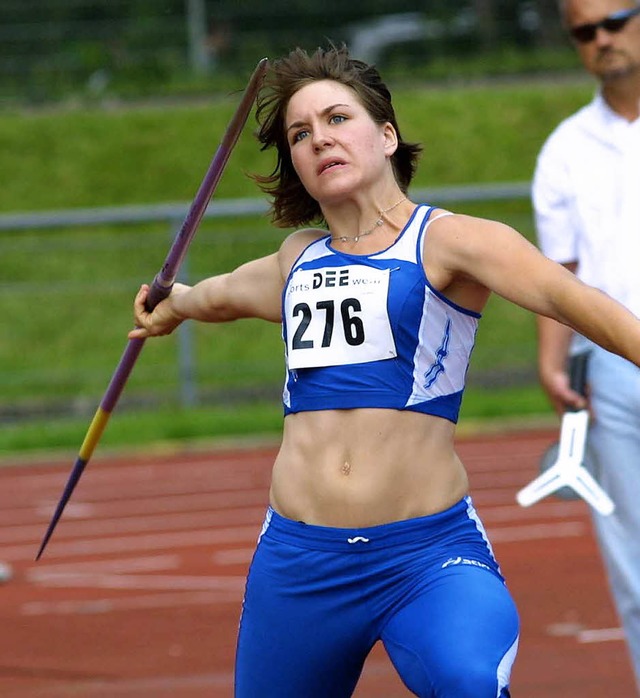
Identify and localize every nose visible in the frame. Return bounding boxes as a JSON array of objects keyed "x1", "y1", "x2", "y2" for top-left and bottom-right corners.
[
  {"x1": 311, "y1": 125, "x2": 333, "y2": 151},
  {"x1": 594, "y1": 25, "x2": 614, "y2": 47}
]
